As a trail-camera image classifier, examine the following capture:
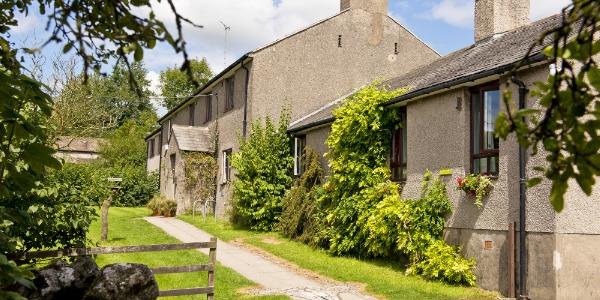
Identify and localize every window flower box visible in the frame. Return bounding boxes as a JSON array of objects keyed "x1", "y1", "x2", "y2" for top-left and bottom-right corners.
[{"x1": 456, "y1": 174, "x2": 493, "y2": 208}]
